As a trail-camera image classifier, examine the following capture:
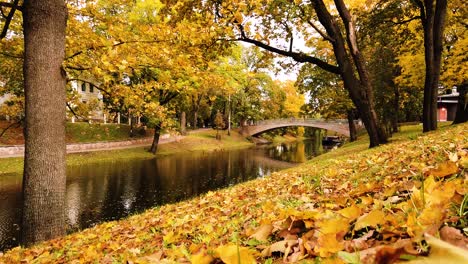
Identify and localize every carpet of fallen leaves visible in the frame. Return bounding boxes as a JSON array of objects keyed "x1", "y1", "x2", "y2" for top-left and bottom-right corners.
[{"x1": 1, "y1": 124, "x2": 467, "y2": 264}]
